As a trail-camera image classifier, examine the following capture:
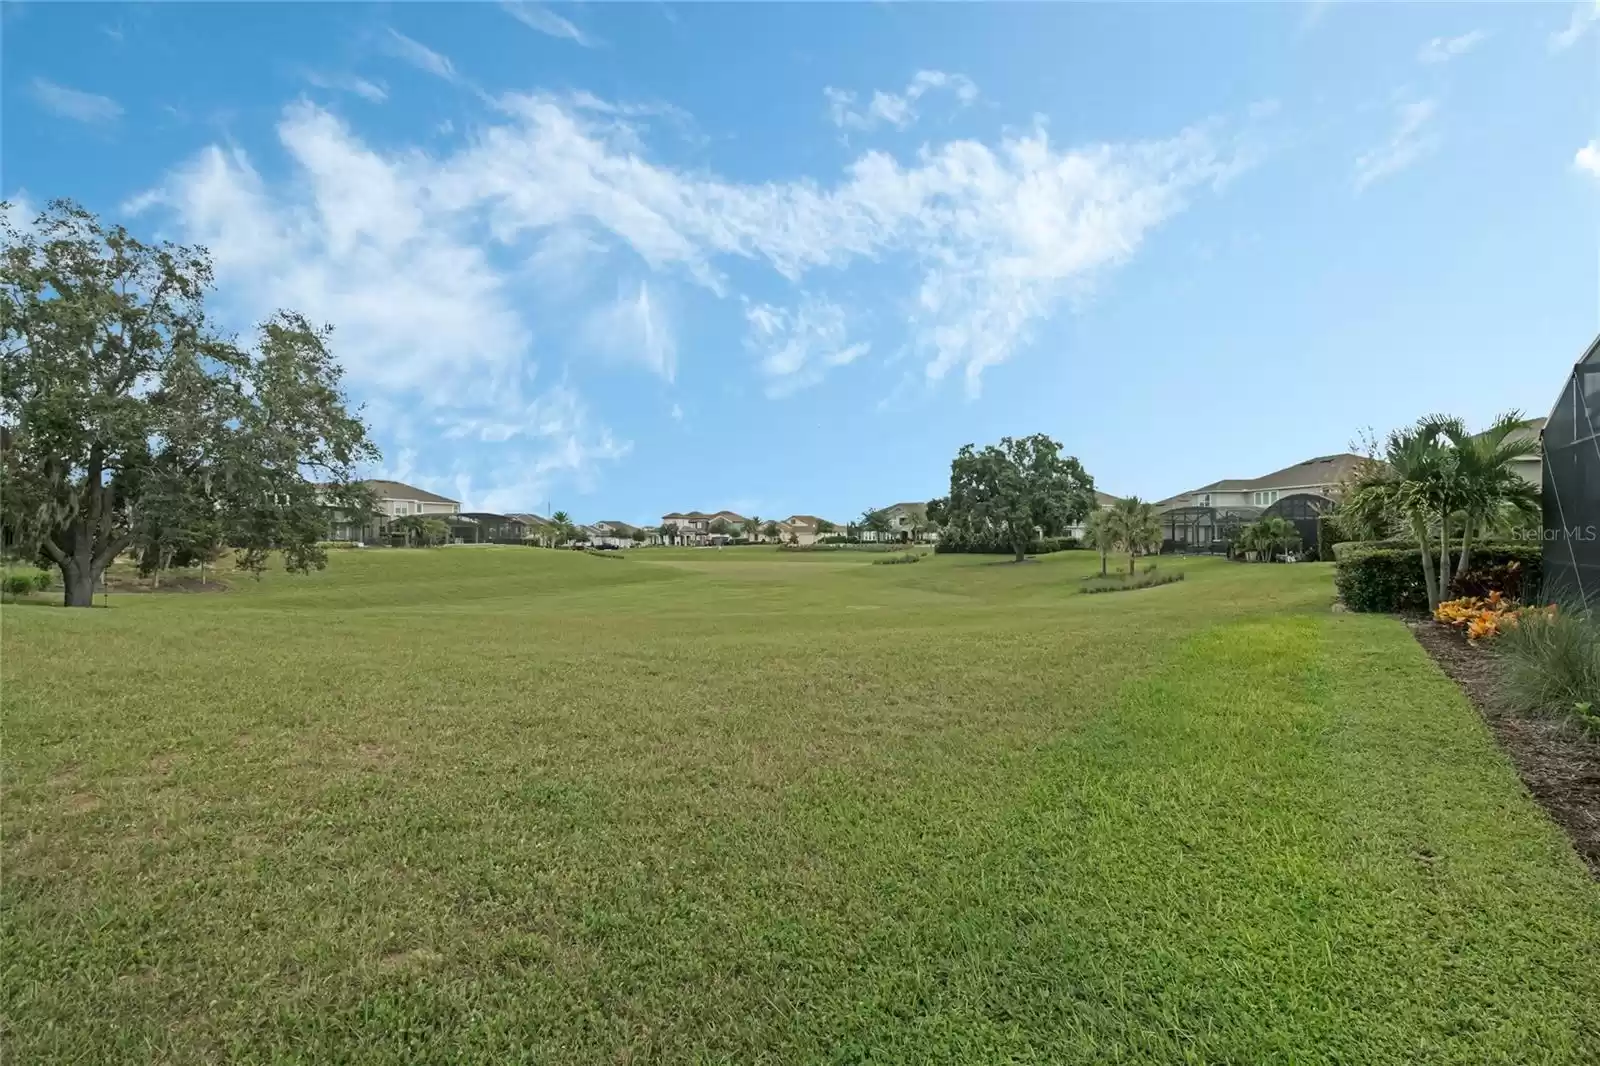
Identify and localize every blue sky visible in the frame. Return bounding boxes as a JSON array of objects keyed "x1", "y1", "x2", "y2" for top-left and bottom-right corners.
[{"x1": 4, "y1": 2, "x2": 1598, "y2": 523}]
